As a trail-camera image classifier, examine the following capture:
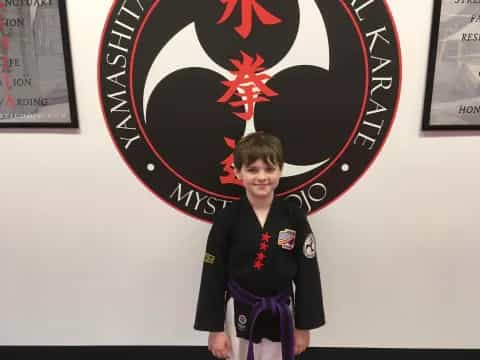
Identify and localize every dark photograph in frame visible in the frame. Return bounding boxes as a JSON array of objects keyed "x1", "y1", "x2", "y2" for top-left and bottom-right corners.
[
  {"x1": 422, "y1": 0, "x2": 480, "y2": 130},
  {"x1": 0, "y1": 0, "x2": 78, "y2": 128}
]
